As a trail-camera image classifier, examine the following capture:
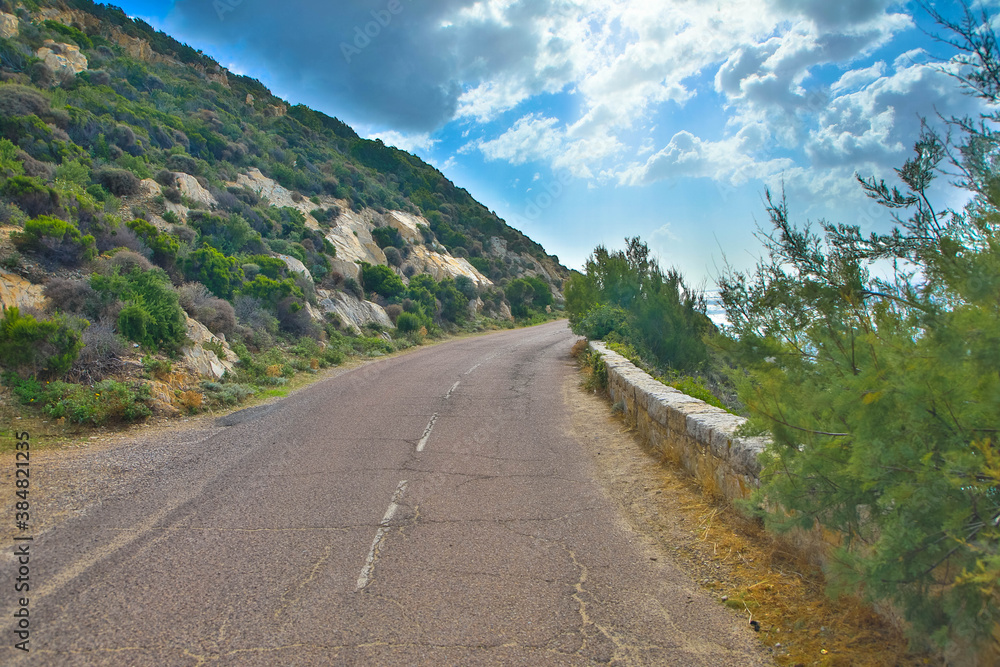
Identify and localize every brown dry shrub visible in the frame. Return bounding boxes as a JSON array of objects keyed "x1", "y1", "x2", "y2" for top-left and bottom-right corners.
[
  {"x1": 178, "y1": 390, "x2": 203, "y2": 412},
  {"x1": 265, "y1": 364, "x2": 282, "y2": 377}
]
